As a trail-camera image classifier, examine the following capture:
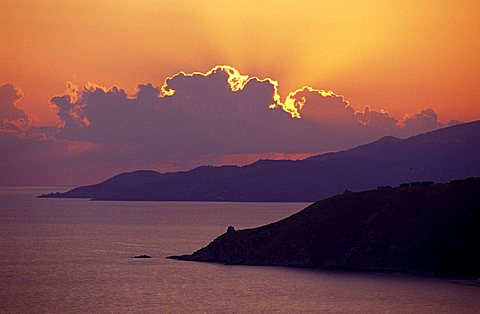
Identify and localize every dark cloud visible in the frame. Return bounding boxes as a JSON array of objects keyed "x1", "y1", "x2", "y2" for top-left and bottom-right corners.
[
  {"x1": 0, "y1": 84, "x2": 28, "y2": 132},
  {"x1": 356, "y1": 106, "x2": 397, "y2": 131},
  {"x1": 0, "y1": 66, "x2": 449, "y2": 185},
  {"x1": 287, "y1": 87, "x2": 356, "y2": 124},
  {"x1": 0, "y1": 84, "x2": 56, "y2": 140},
  {"x1": 399, "y1": 108, "x2": 442, "y2": 134}
]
